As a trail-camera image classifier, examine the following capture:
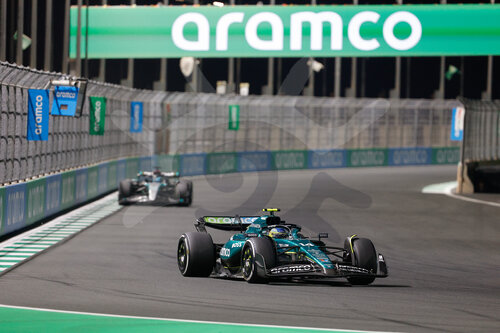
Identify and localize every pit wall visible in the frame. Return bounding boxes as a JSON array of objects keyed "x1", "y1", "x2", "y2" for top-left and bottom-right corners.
[{"x1": 0, "y1": 146, "x2": 458, "y2": 239}]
